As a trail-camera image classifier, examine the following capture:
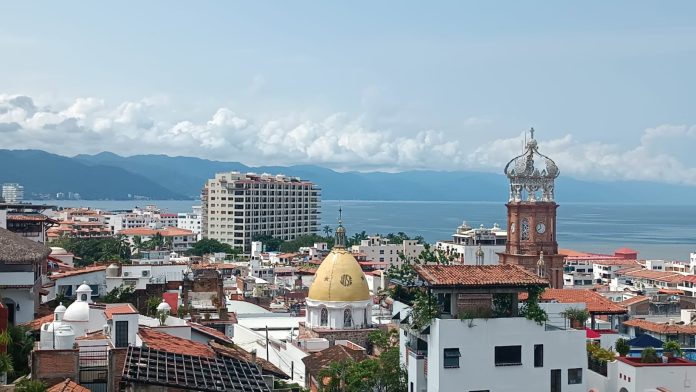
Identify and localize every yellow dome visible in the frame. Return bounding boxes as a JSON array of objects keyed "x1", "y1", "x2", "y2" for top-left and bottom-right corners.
[{"x1": 308, "y1": 248, "x2": 370, "y2": 302}]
